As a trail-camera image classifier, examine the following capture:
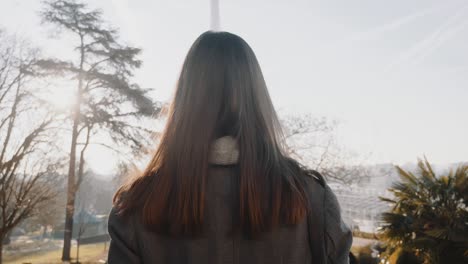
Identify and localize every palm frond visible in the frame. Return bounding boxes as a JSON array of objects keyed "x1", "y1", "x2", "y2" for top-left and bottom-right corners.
[{"x1": 380, "y1": 159, "x2": 468, "y2": 263}]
